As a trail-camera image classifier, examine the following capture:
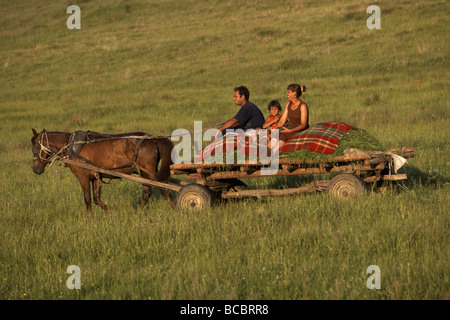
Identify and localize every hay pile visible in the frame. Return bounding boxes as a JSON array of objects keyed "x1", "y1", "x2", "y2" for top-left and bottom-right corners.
[{"x1": 280, "y1": 129, "x2": 387, "y2": 161}]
